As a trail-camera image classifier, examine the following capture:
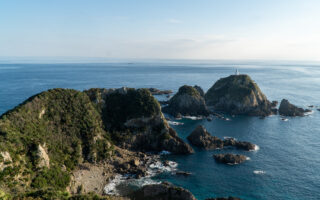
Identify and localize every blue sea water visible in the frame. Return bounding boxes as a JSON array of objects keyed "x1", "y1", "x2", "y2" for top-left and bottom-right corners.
[{"x1": 0, "y1": 61, "x2": 319, "y2": 200}]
